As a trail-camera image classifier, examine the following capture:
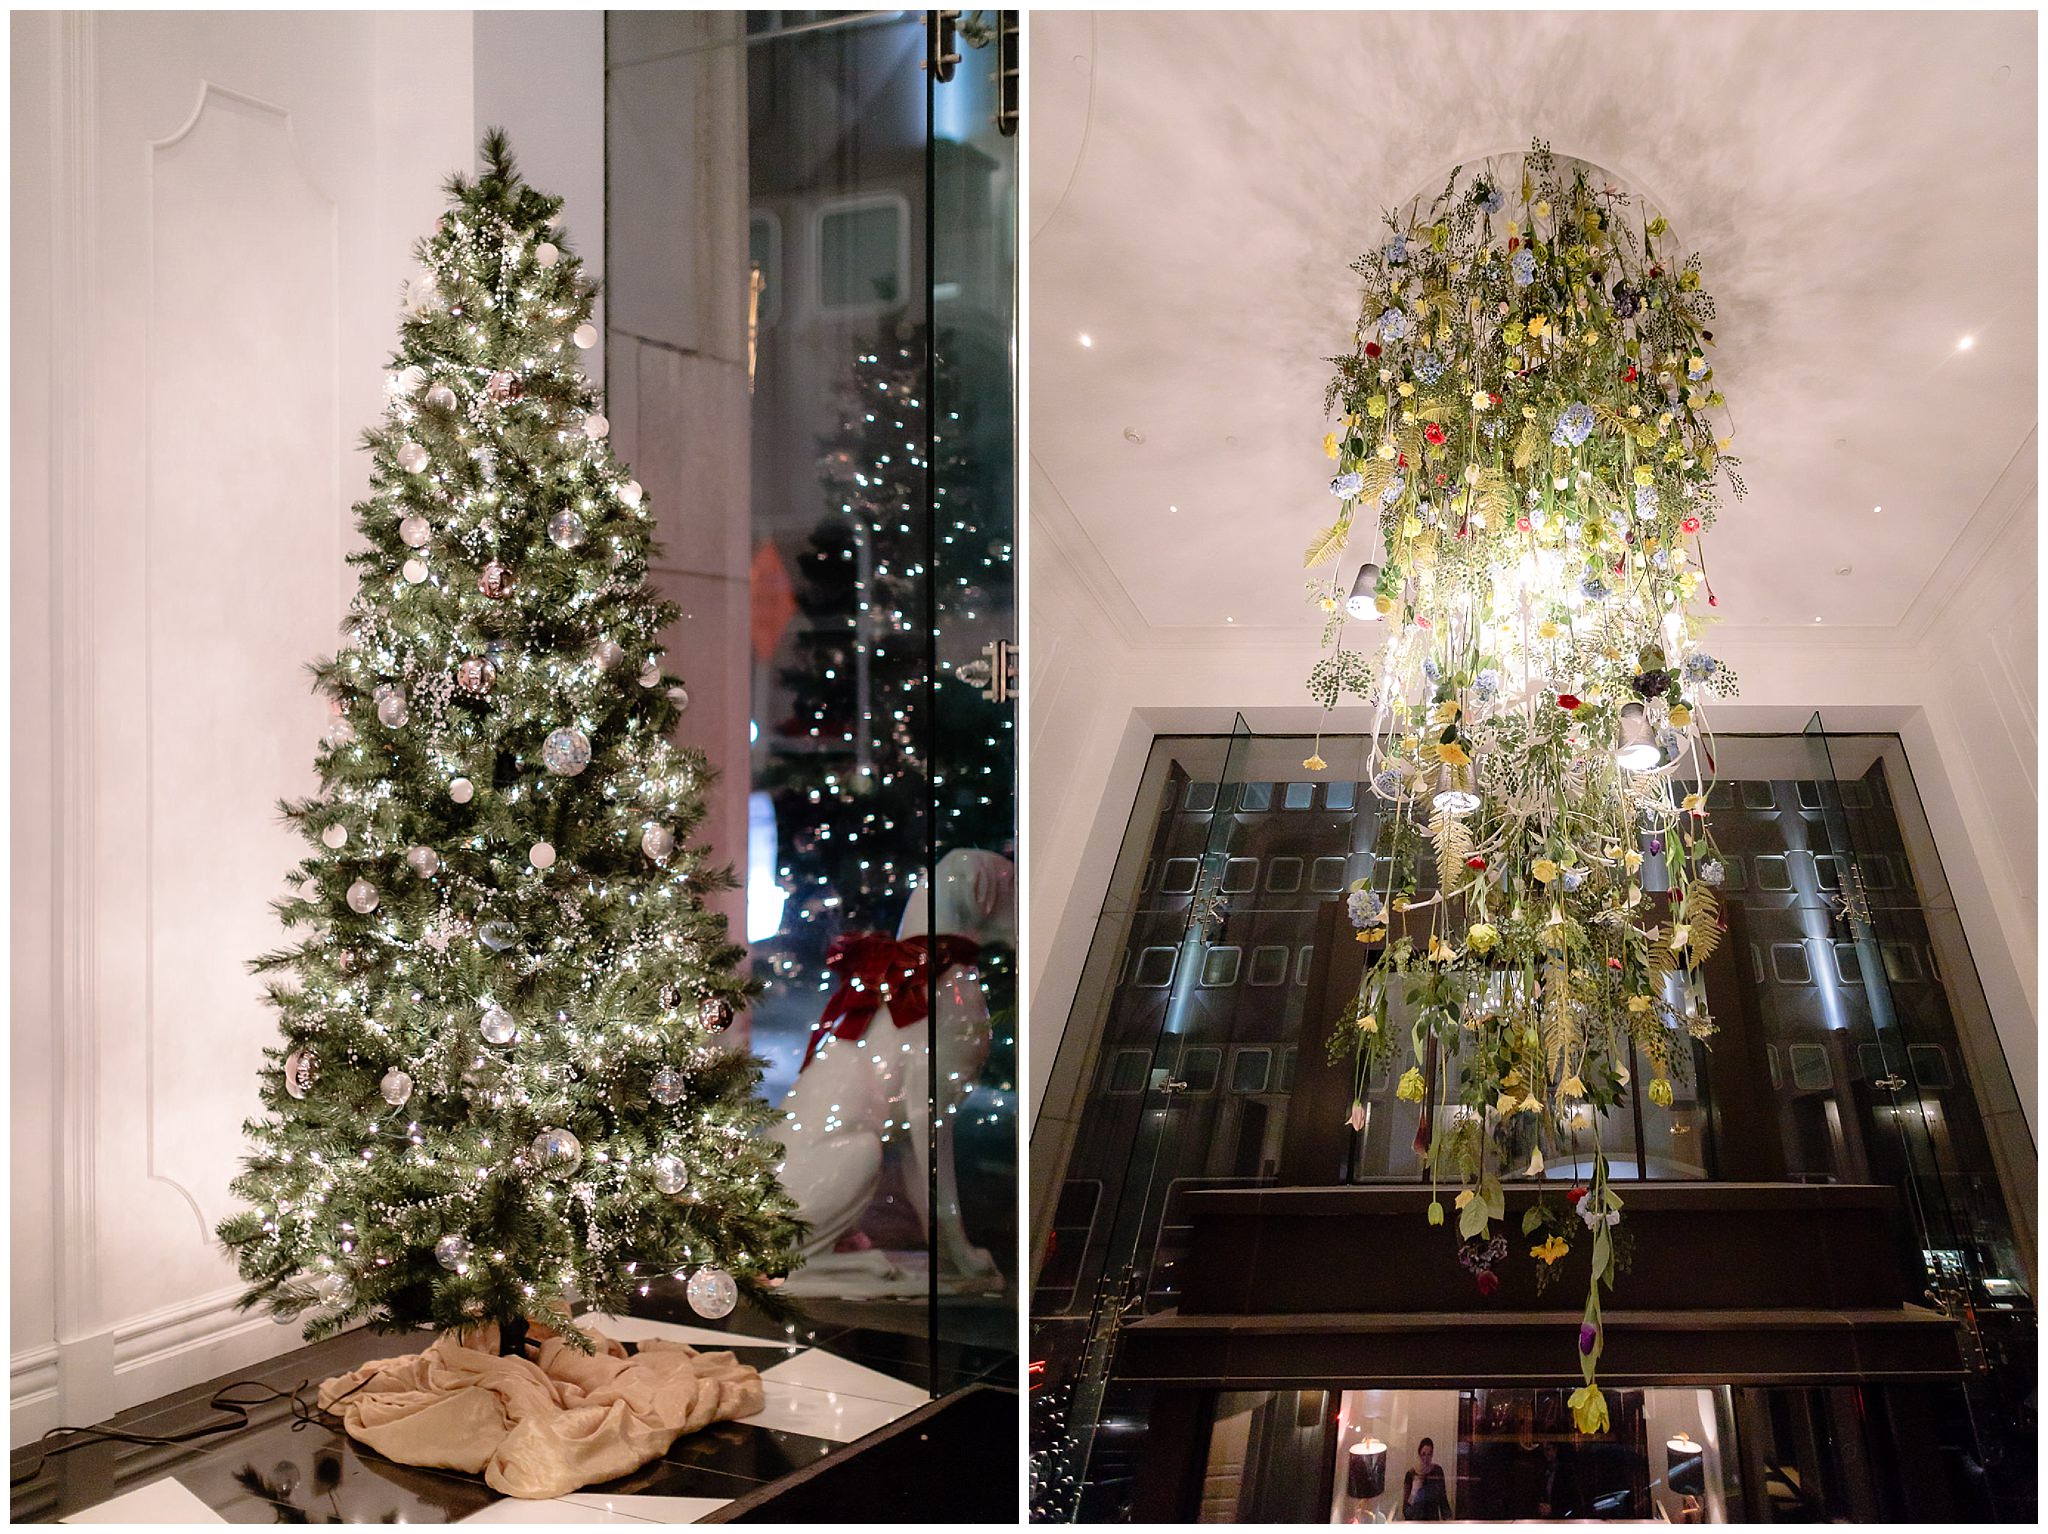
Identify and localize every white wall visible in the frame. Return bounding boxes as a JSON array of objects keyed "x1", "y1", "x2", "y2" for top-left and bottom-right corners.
[
  {"x1": 8, "y1": 8, "x2": 608, "y2": 1446},
  {"x1": 1024, "y1": 450, "x2": 2042, "y2": 1154}
]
